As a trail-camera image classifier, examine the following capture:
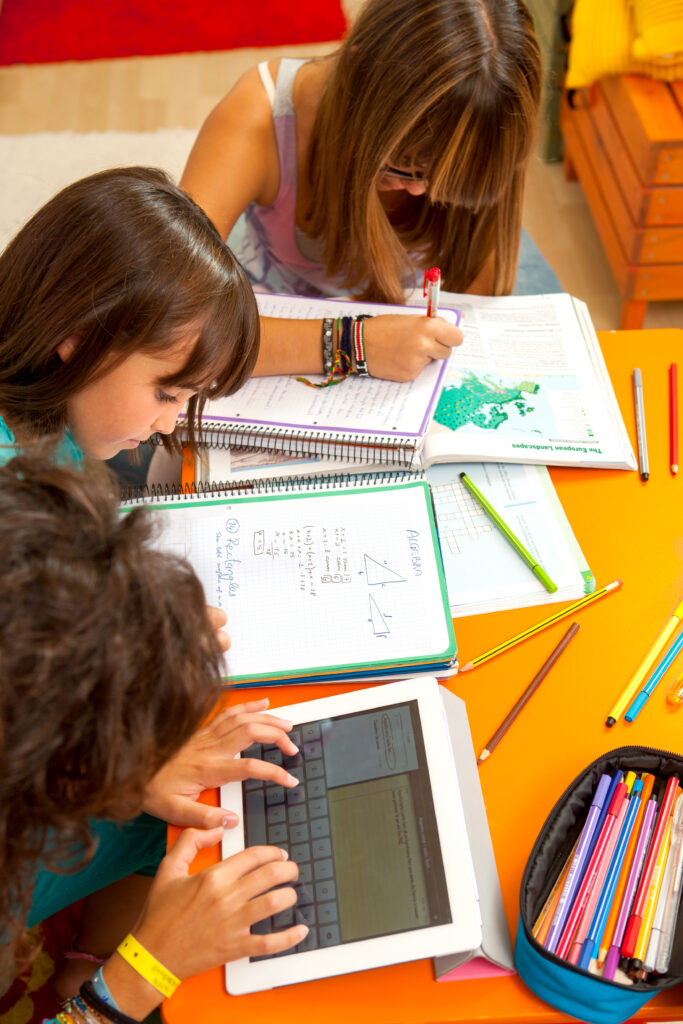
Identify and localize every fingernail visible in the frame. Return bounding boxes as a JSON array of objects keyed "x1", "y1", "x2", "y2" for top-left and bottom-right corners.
[
  {"x1": 222, "y1": 813, "x2": 238, "y2": 828},
  {"x1": 289, "y1": 742, "x2": 300, "y2": 753},
  {"x1": 286, "y1": 773, "x2": 300, "y2": 786},
  {"x1": 280, "y1": 848, "x2": 289, "y2": 860},
  {"x1": 297, "y1": 925, "x2": 309, "y2": 938}
]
